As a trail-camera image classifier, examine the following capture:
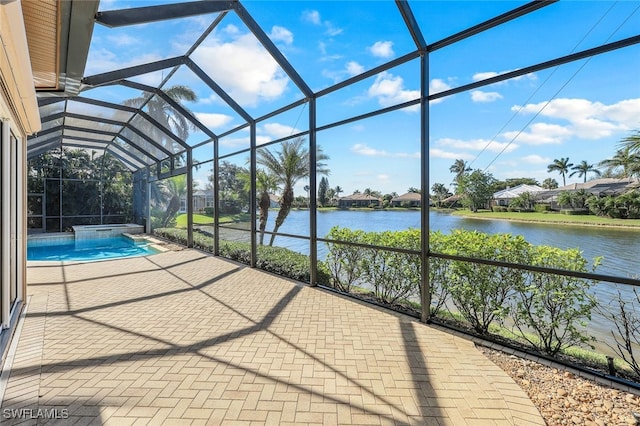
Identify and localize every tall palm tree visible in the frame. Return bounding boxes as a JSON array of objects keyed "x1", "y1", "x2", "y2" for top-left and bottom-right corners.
[
  {"x1": 570, "y1": 160, "x2": 601, "y2": 183},
  {"x1": 547, "y1": 157, "x2": 573, "y2": 187},
  {"x1": 124, "y1": 84, "x2": 198, "y2": 153},
  {"x1": 303, "y1": 185, "x2": 311, "y2": 207},
  {"x1": 257, "y1": 138, "x2": 329, "y2": 246},
  {"x1": 599, "y1": 147, "x2": 640, "y2": 178},
  {"x1": 542, "y1": 178, "x2": 558, "y2": 189},
  {"x1": 256, "y1": 170, "x2": 278, "y2": 245},
  {"x1": 334, "y1": 186, "x2": 343, "y2": 199},
  {"x1": 620, "y1": 130, "x2": 640, "y2": 153},
  {"x1": 237, "y1": 169, "x2": 279, "y2": 245},
  {"x1": 431, "y1": 182, "x2": 449, "y2": 208},
  {"x1": 449, "y1": 159, "x2": 470, "y2": 188}
]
